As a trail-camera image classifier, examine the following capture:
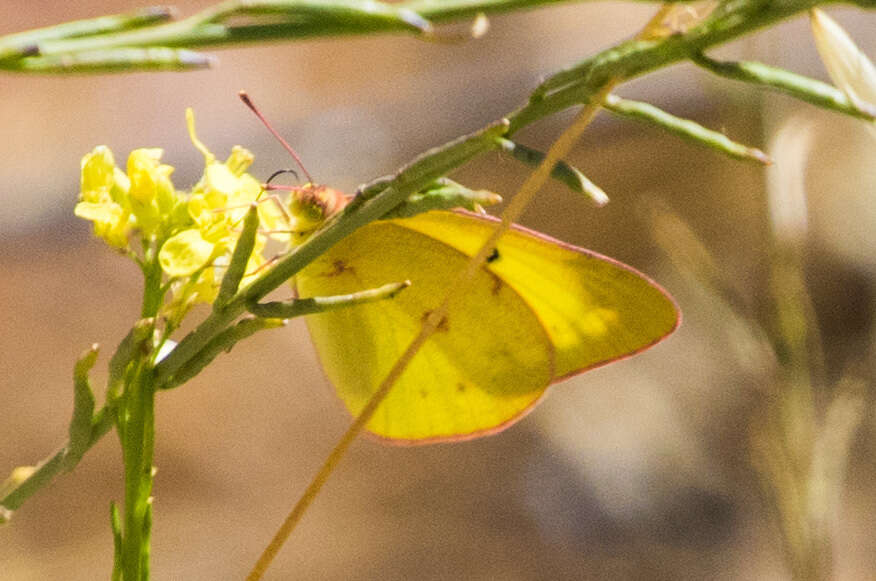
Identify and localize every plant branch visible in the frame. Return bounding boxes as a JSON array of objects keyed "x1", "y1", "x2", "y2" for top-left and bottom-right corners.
[
  {"x1": 496, "y1": 138, "x2": 609, "y2": 203},
  {"x1": 1, "y1": 0, "x2": 644, "y2": 72},
  {"x1": 248, "y1": 280, "x2": 410, "y2": 318},
  {"x1": 215, "y1": 203, "x2": 261, "y2": 309},
  {"x1": 692, "y1": 52, "x2": 876, "y2": 121},
  {"x1": 4, "y1": 0, "x2": 874, "y2": 528},
  {"x1": 2, "y1": 48, "x2": 213, "y2": 73},
  {"x1": 603, "y1": 94, "x2": 772, "y2": 163},
  {"x1": 0, "y1": 6, "x2": 173, "y2": 61},
  {"x1": 162, "y1": 317, "x2": 287, "y2": 389},
  {"x1": 1, "y1": 402, "x2": 115, "y2": 514}
]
